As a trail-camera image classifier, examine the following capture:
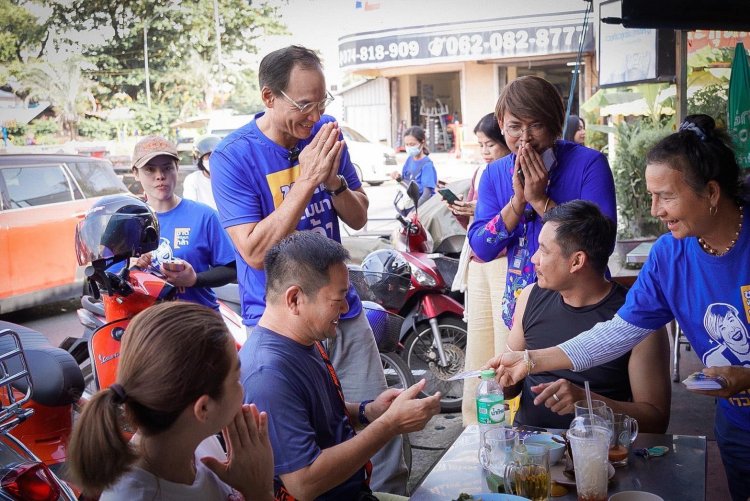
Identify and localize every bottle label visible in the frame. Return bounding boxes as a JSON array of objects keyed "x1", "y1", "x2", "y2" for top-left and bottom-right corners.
[{"x1": 476, "y1": 395, "x2": 505, "y2": 424}]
